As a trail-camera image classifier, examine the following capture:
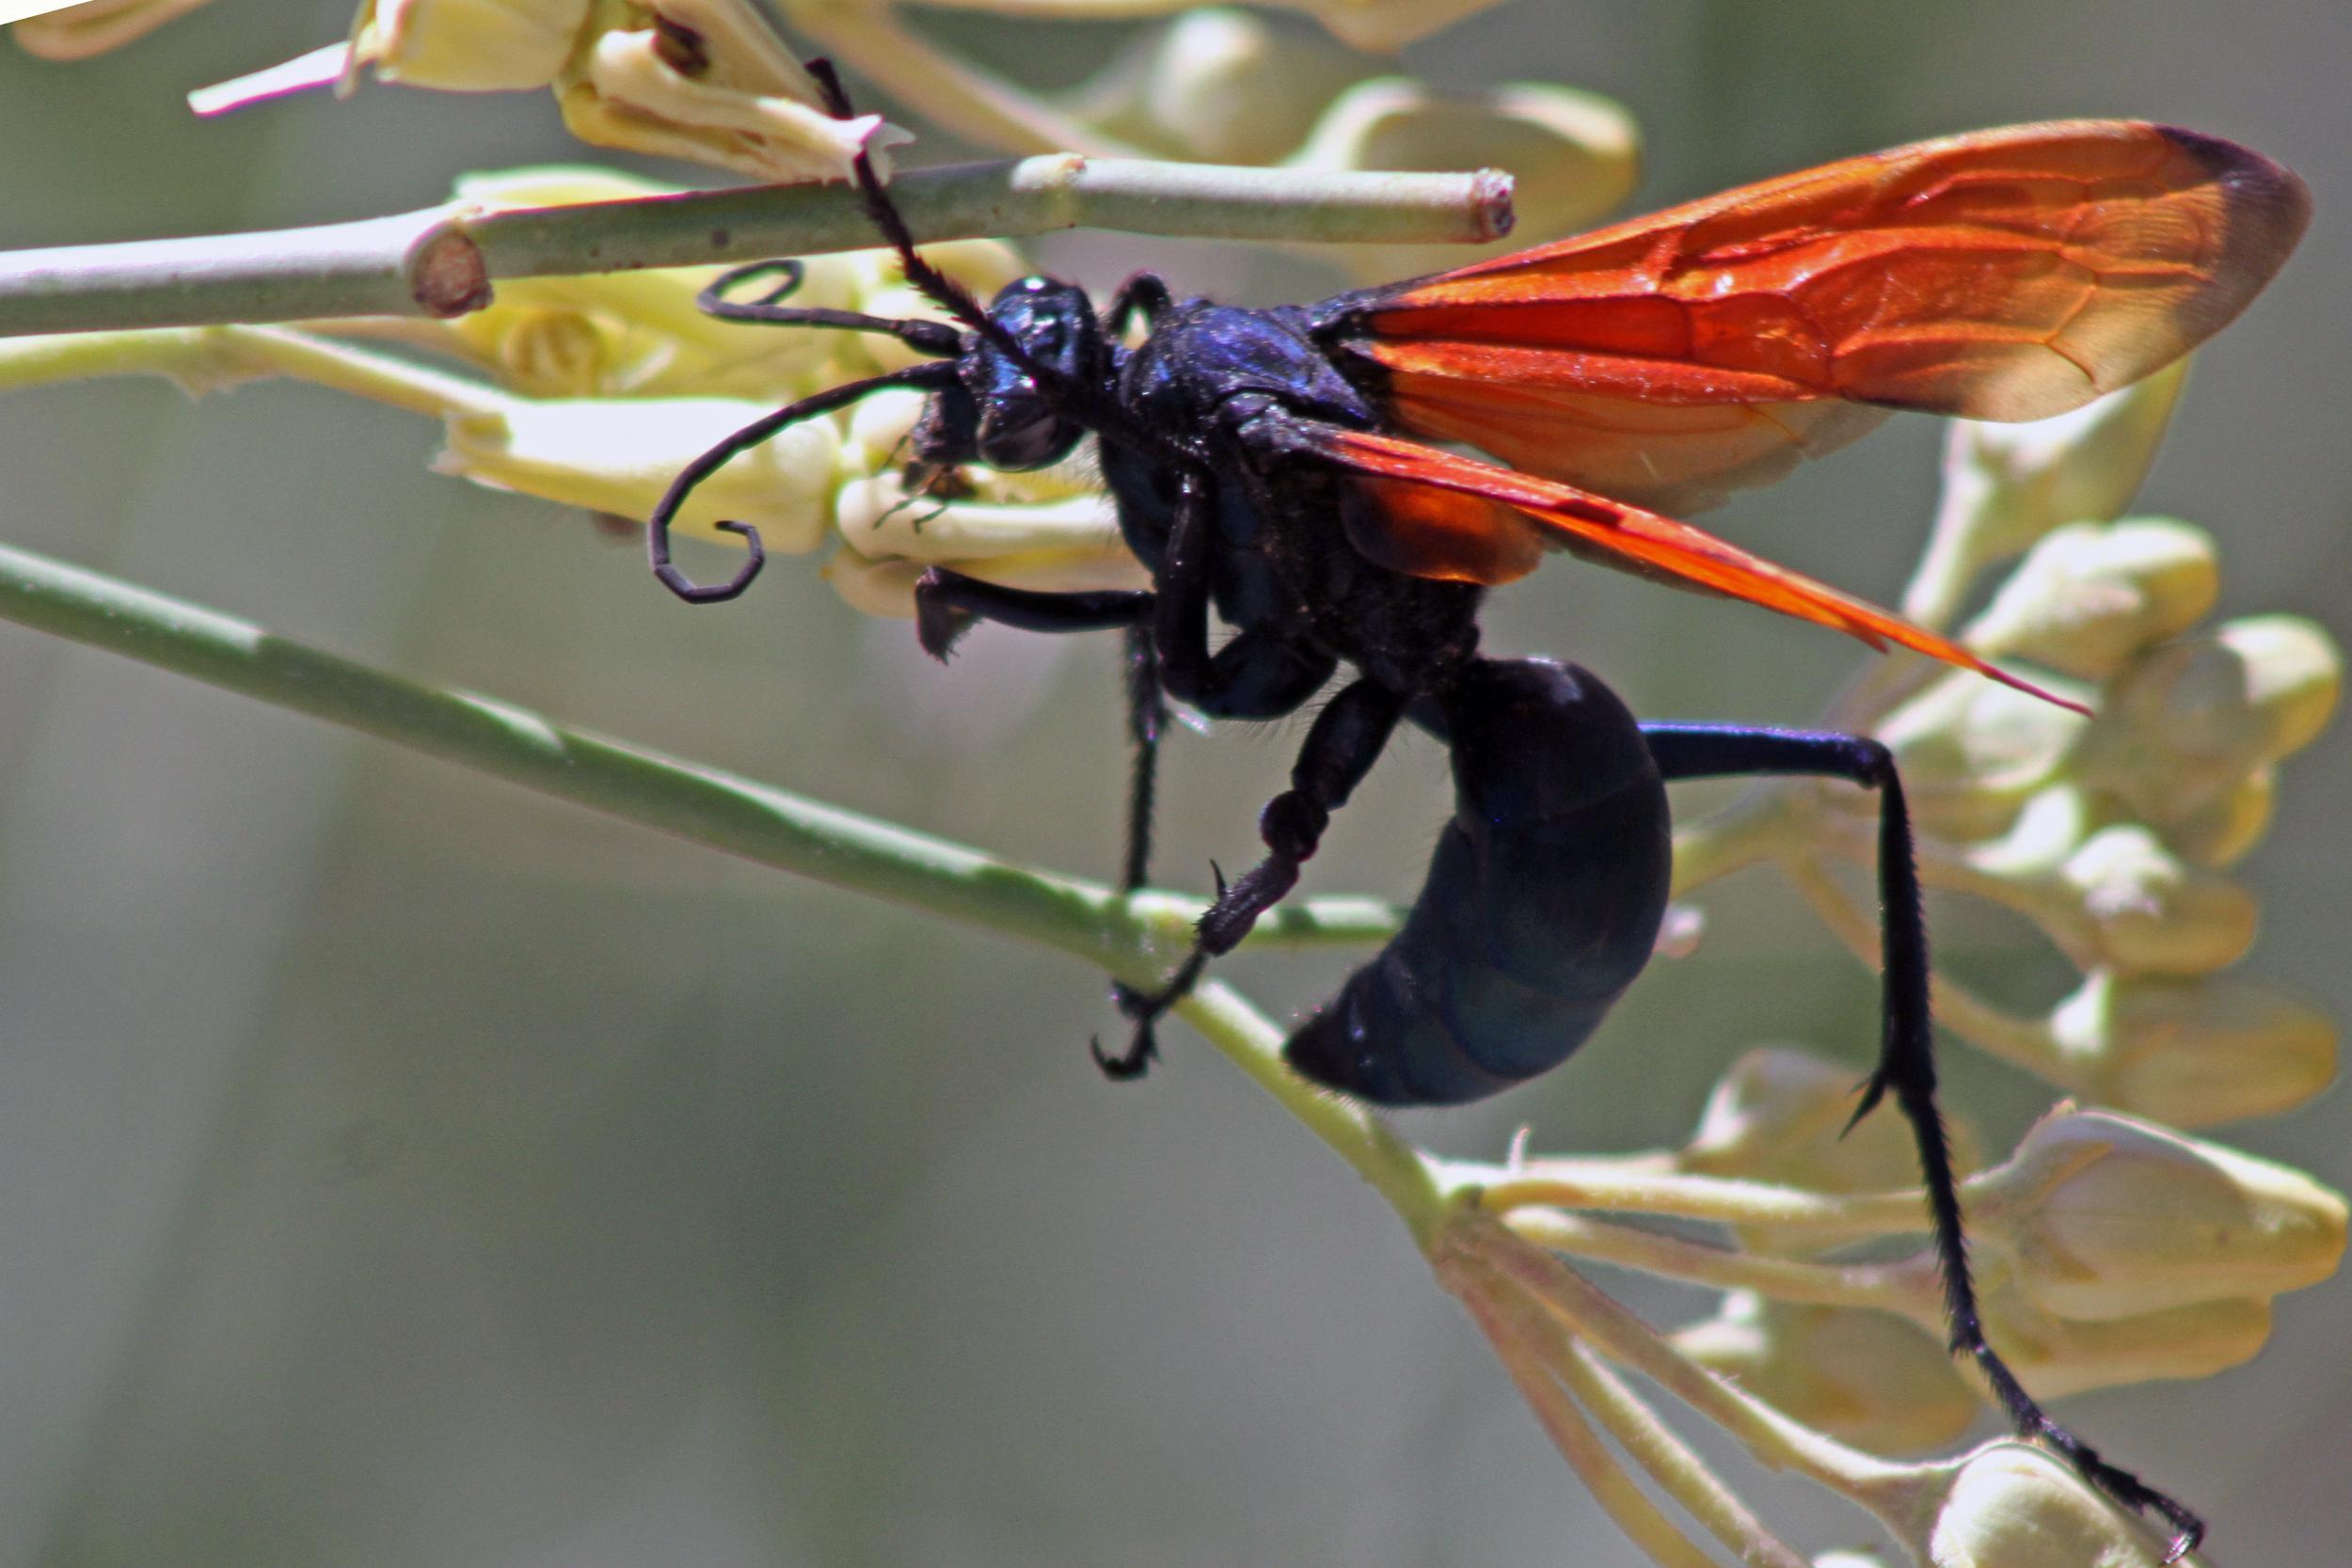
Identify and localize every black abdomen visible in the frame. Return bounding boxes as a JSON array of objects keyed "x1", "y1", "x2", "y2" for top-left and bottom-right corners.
[{"x1": 1284, "y1": 657, "x2": 1671, "y2": 1105}]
